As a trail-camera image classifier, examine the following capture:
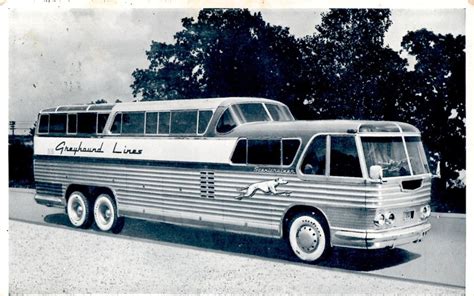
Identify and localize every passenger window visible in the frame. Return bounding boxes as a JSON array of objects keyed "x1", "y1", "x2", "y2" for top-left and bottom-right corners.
[
  {"x1": 248, "y1": 140, "x2": 281, "y2": 165},
  {"x1": 233, "y1": 103, "x2": 270, "y2": 123},
  {"x1": 171, "y1": 111, "x2": 197, "y2": 134},
  {"x1": 198, "y1": 110, "x2": 213, "y2": 134},
  {"x1": 146, "y1": 112, "x2": 158, "y2": 134},
  {"x1": 49, "y1": 114, "x2": 67, "y2": 133},
  {"x1": 67, "y1": 114, "x2": 77, "y2": 134},
  {"x1": 158, "y1": 112, "x2": 170, "y2": 134},
  {"x1": 216, "y1": 109, "x2": 237, "y2": 133},
  {"x1": 122, "y1": 112, "x2": 145, "y2": 134},
  {"x1": 266, "y1": 104, "x2": 292, "y2": 121},
  {"x1": 301, "y1": 136, "x2": 326, "y2": 175},
  {"x1": 111, "y1": 113, "x2": 122, "y2": 134},
  {"x1": 97, "y1": 113, "x2": 109, "y2": 134},
  {"x1": 38, "y1": 114, "x2": 49, "y2": 133},
  {"x1": 282, "y1": 139, "x2": 300, "y2": 165},
  {"x1": 231, "y1": 139, "x2": 247, "y2": 164},
  {"x1": 77, "y1": 113, "x2": 97, "y2": 134},
  {"x1": 330, "y1": 136, "x2": 362, "y2": 177}
]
